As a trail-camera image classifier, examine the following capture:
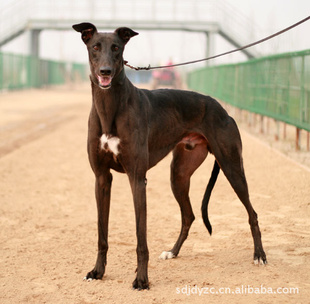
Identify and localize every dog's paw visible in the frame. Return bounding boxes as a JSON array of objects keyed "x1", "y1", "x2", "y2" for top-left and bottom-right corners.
[
  {"x1": 132, "y1": 277, "x2": 149, "y2": 290},
  {"x1": 83, "y1": 276, "x2": 93, "y2": 282},
  {"x1": 159, "y1": 251, "x2": 175, "y2": 260},
  {"x1": 254, "y1": 257, "x2": 267, "y2": 266},
  {"x1": 254, "y1": 250, "x2": 267, "y2": 266},
  {"x1": 83, "y1": 269, "x2": 104, "y2": 281}
]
